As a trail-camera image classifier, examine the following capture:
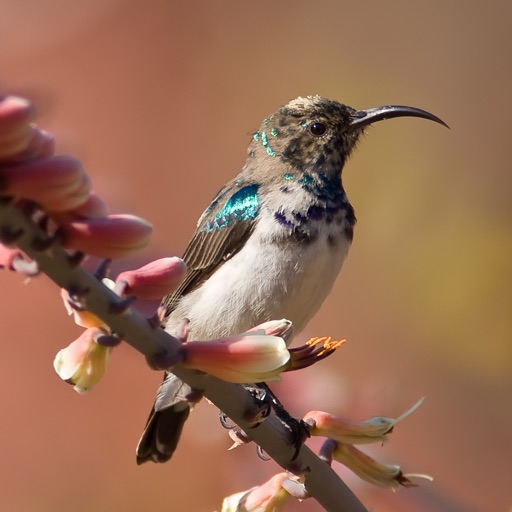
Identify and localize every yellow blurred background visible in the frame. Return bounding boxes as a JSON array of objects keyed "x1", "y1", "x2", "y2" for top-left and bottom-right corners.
[{"x1": 1, "y1": 1, "x2": 510, "y2": 511}]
